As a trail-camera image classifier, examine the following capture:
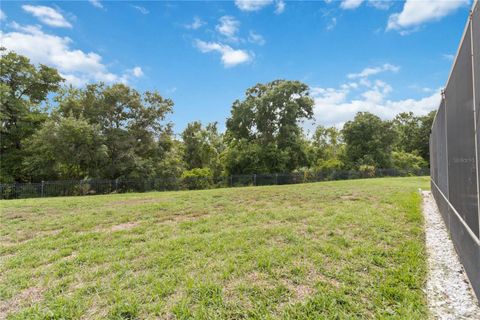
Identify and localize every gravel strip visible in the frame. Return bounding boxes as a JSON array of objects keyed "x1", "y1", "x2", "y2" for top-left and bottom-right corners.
[{"x1": 422, "y1": 190, "x2": 480, "y2": 320}]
